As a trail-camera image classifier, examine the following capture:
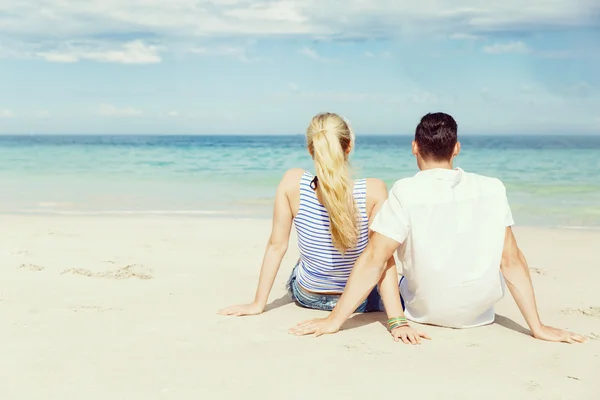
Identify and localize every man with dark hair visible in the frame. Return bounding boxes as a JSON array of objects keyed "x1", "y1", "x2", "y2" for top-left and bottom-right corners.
[{"x1": 291, "y1": 112, "x2": 585, "y2": 344}]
